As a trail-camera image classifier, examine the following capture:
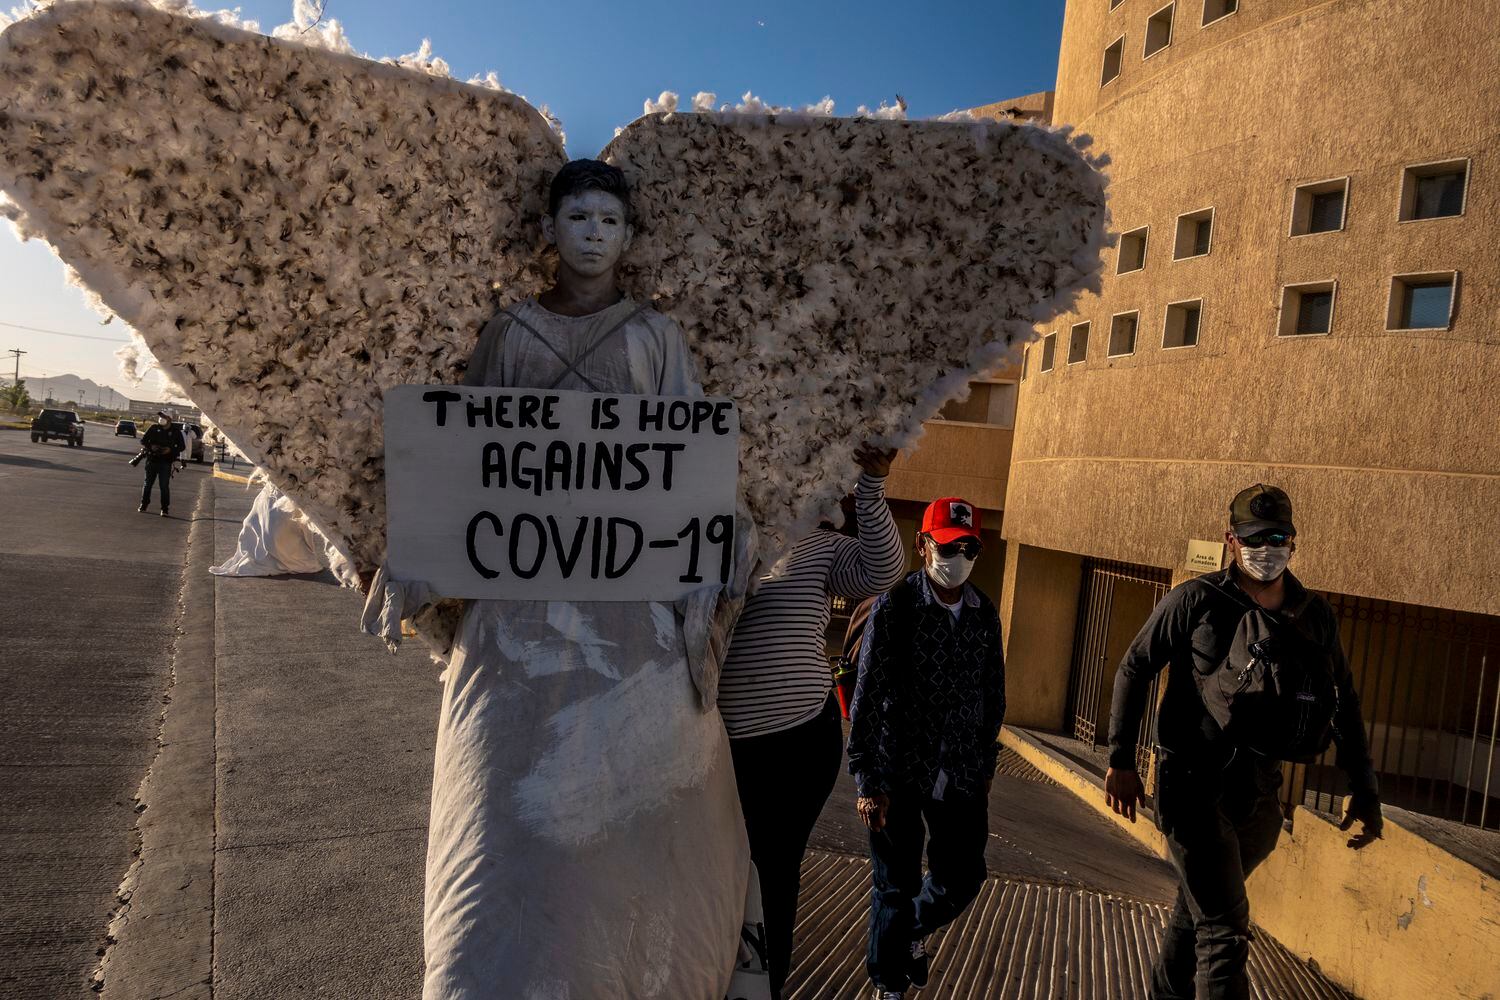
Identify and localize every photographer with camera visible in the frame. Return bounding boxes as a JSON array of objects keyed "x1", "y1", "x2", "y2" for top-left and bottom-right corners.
[
  {"x1": 1104, "y1": 484, "x2": 1383, "y2": 1000},
  {"x1": 136, "y1": 409, "x2": 183, "y2": 517}
]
